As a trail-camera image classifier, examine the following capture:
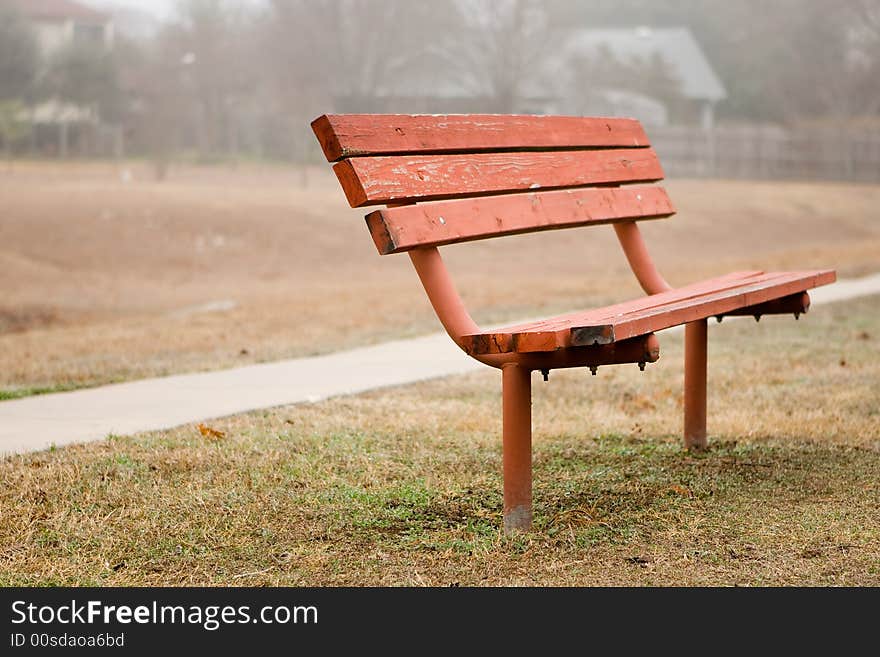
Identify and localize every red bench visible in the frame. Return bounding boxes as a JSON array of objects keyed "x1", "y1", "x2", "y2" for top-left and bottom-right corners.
[{"x1": 312, "y1": 114, "x2": 835, "y2": 533}]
